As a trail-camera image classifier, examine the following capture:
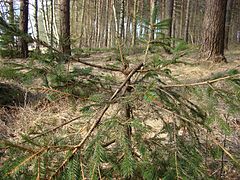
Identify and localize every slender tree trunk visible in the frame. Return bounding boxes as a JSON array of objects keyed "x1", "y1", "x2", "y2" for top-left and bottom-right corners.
[
  {"x1": 184, "y1": 0, "x2": 191, "y2": 42},
  {"x1": 19, "y1": 0, "x2": 29, "y2": 58},
  {"x1": 125, "y1": 0, "x2": 130, "y2": 44},
  {"x1": 8, "y1": 0, "x2": 14, "y2": 47},
  {"x1": 34, "y1": 0, "x2": 40, "y2": 51},
  {"x1": 59, "y1": 0, "x2": 71, "y2": 55},
  {"x1": 164, "y1": 0, "x2": 174, "y2": 53},
  {"x1": 139, "y1": 0, "x2": 144, "y2": 37},
  {"x1": 41, "y1": 0, "x2": 49, "y2": 43},
  {"x1": 50, "y1": 0, "x2": 54, "y2": 47},
  {"x1": 131, "y1": 0, "x2": 138, "y2": 46},
  {"x1": 179, "y1": 0, "x2": 185, "y2": 38},
  {"x1": 171, "y1": 0, "x2": 176, "y2": 44},
  {"x1": 97, "y1": 0, "x2": 102, "y2": 48},
  {"x1": 150, "y1": 0, "x2": 157, "y2": 41},
  {"x1": 167, "y1": 0, "x2": 174, "y2": 38},
  {"x1": 225, "y1": 0, "x2": 234, "y2": 49},
  {"x1": 201, "y1": 0, "x2": 228, "y2": 62},
  {"x1": 119, "y1": 0, "x2": 125, "y2": 39},
  {"x1": 52, "y1": 0, "x2": 59, "y2": 45},
  {"x1": 105, "y1": 0, "x2": 110, "y2": 47}
]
